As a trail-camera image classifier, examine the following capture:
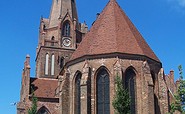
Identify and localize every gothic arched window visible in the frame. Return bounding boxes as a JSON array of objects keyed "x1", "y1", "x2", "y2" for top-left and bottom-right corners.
[
  {"x1": 96, "y1": 68, "x2": 110, "y2": 114},
  {"x1": 62, "y1": 21, "x2": 70, "y2": 37},
  {"x1": 60, "y1": 57, "x2": 64, "y2": 69},
  {"x1": 45, "y1": 54, "x2": 49, "y2": 75},
  {"x1": 125, "y1": 68, "x2": 136, "y2": 114},
  {"x1": 51, "y1": 36, "x2": 55, "y2": 46},
  {"x1": 37, "y1": 106, "x2": 50, "y2": 114},
  {"x1": 51, "y1": 54, "x2": 55, "y2": 76},
  {"x1": 74, "y1": 72, "x2": 82, "y2": 114}
]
